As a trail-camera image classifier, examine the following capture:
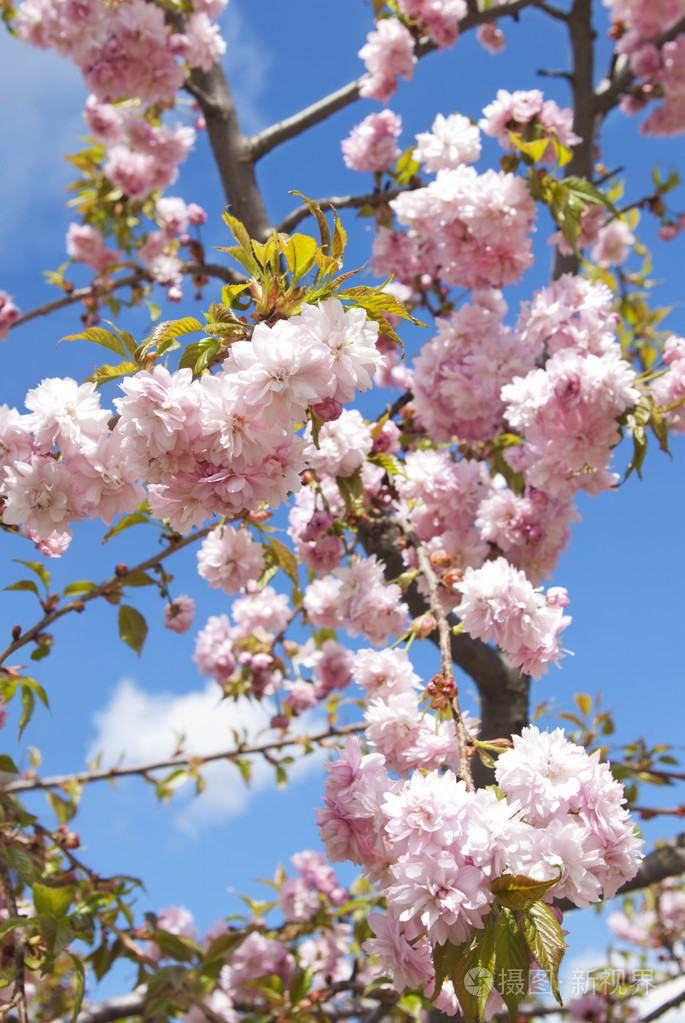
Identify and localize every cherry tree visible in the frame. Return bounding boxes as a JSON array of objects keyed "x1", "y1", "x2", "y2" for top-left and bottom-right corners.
[{"x1": 1, "y1": 0, "x2": 685, "y2": 1021}]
